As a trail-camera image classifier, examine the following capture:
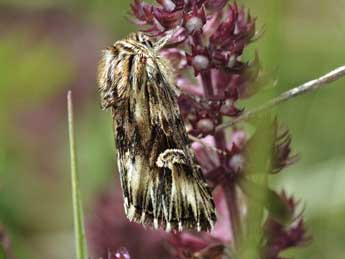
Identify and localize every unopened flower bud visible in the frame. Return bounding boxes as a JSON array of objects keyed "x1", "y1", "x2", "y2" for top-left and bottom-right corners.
[
  {"x1": 185, "y1": 16, "x2": 204, "y2": 32},
  {"x1": 114, "y1": 247, "x2": 131, "y2": 259},
  {"x1": 220, "y1": 99, "x2": 233, "y2": 113},
  {"x1": 159, "y1": 0, "x2": 176, "y2": 12},
  {"x1": 183, "y1": 4, "x2": 206, "y2": 33},
  {"x1": 231, "y1": 131, "x2": 246, "y2": 149},
  {"x1": 197, "y1": 118, "x2": 214, "y2": 132},
  {"x1": 192, "y1": 55, "x2": 209, "y2": 71},
  {"x1": 228, "y1": 154, "x2": 245, "y2": 172}
]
